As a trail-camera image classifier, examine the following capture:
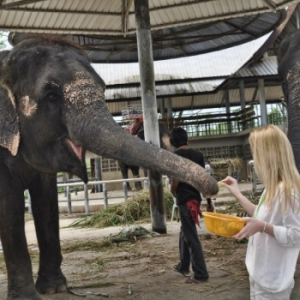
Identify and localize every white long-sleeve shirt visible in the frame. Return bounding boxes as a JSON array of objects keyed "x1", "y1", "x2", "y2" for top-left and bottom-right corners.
[{"x1": 246, "y1": 189, "x2": 300, "y2": 293}]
